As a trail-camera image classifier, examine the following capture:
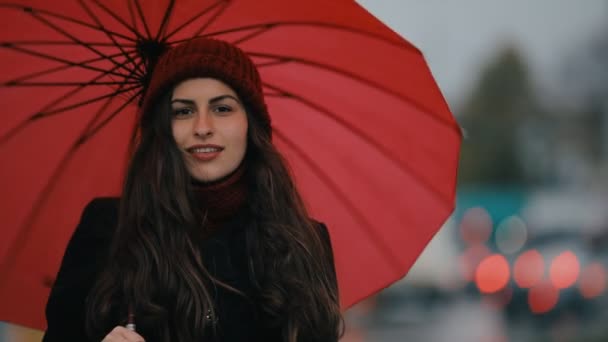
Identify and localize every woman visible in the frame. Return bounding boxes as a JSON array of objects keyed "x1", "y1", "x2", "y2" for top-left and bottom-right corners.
[{"x1": 42, "y1": 38, "x2": 343, "y2": 341}]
